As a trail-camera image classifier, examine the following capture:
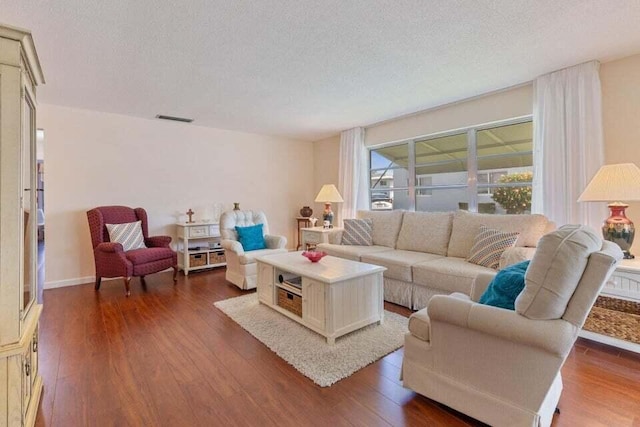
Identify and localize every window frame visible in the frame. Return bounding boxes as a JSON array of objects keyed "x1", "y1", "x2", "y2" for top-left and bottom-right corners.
[{"x1": 368, "y1": 116, "x2": 533, "y2": 213}]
